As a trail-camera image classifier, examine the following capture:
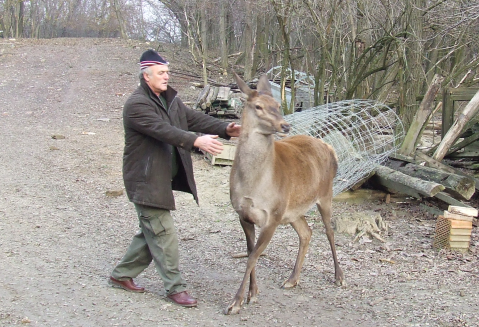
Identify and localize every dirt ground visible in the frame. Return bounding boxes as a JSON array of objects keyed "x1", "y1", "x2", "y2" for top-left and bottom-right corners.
[{"x1": 1, "y1": 38, "x2": 478, "y2": 327}]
